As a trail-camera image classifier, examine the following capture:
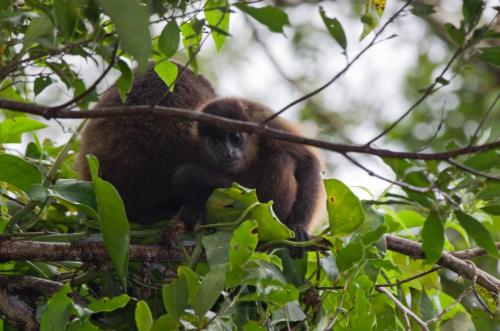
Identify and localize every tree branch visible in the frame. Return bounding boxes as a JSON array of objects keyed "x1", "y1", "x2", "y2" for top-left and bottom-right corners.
[
  {"x1": 0, "y1": 240, "x2": 185, "y2": 263},
  {"x1": 0, "y1": 289, "x2": 38, "y2": 331},
  {"x1": 0, "y1": 99, "x2": 498, "y2": 161},
  {"x1": 385, "y1": 235, "x2": 500, "y2": 294}
]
